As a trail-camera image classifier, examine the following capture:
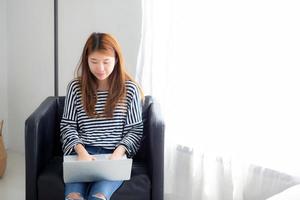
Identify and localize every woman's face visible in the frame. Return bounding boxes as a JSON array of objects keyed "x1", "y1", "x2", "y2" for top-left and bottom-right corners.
[{"x1": 88, "y1": 51, "x2": 116, "y2": 81}]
